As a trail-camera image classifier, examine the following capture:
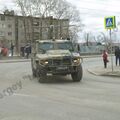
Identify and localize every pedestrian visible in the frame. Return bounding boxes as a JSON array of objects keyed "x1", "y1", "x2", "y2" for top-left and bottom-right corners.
[
  {"x1": 25, "y1": 44, "x2": 31, "y2": 59},
  {"x1": 2, "y1": 47, "x2": 8, "y2": 56},
  {"x1": 20, "y1": 46, "x2": 25, "y2": 57},
  {"x1": 0, "y1": 45, "x2": 2, "y2": 59},
  {"x1": 102, "y1": 50, "x2": 109, "y2": 68},
  {"x1": 115, "y1": 47, "x2": 120, "y2": 66},
  {"x1": 10, "y1": 42, "x2": 14, "y2": 57}
]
